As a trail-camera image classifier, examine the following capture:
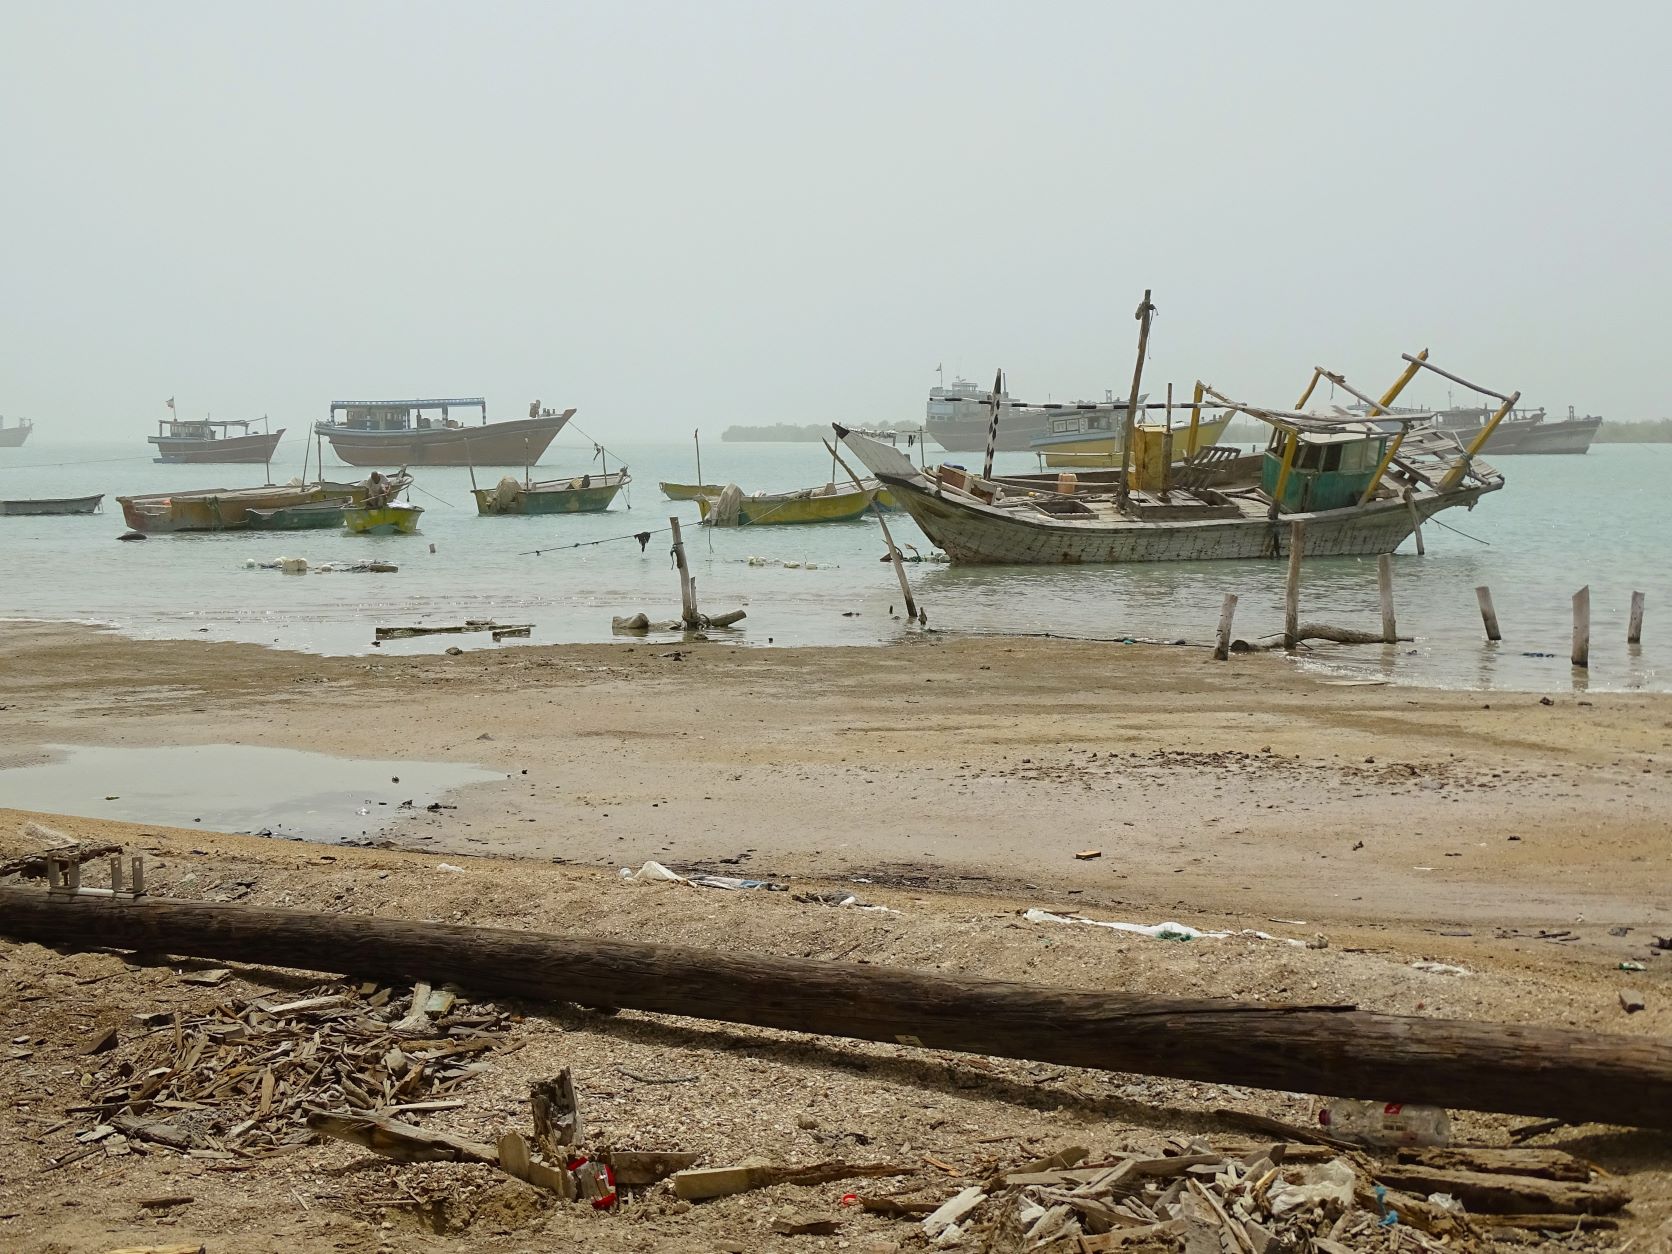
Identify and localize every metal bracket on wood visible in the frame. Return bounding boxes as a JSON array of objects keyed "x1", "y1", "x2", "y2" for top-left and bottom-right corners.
[{"x1": 45, "y1": 853, "x2": 144, "y2": 899}]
